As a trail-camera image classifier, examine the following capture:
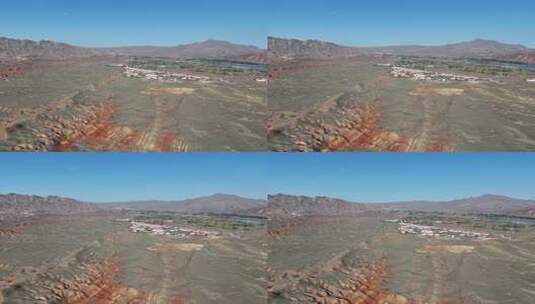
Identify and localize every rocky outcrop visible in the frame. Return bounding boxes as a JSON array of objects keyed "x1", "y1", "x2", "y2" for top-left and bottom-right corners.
[
  {"x1": 266, "y1": 194, "x2": 367, "y2": 217},
  {"x1": 268, "y1": 37, "x2": 361, "y2": 61},
  {"x1": 268, "y1": 93, "x2": 417, "y2": 152},
  {"x1": 269, "y1": 254, "x2": 411, "y2": 304}
]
